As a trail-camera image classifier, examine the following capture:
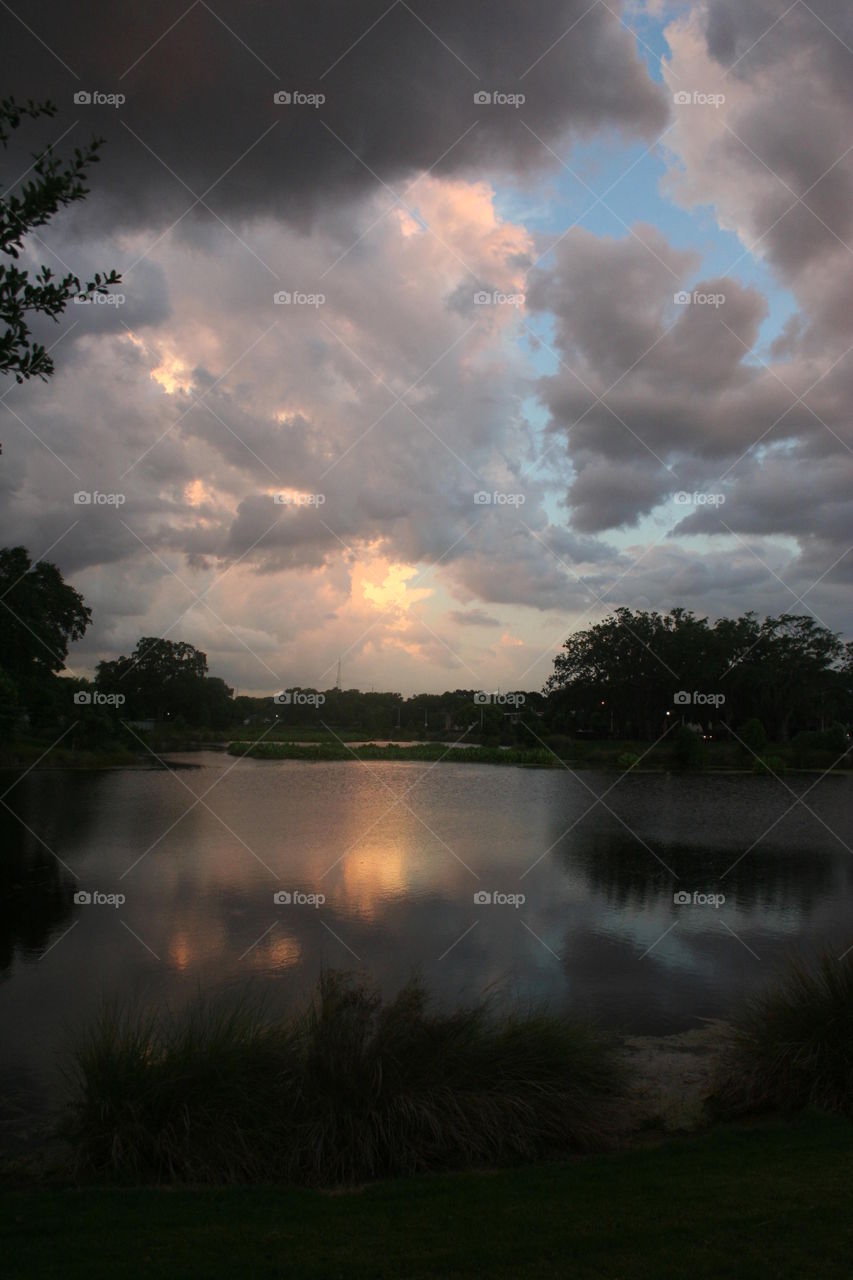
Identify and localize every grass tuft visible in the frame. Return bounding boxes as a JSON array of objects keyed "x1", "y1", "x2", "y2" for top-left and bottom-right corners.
[
  {"x1": 61, "y1": 972, "x2": 625, "y2": 1186},
  {"x1": 716, "y1": 951, "x2": 853, "y2": 1117}
]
